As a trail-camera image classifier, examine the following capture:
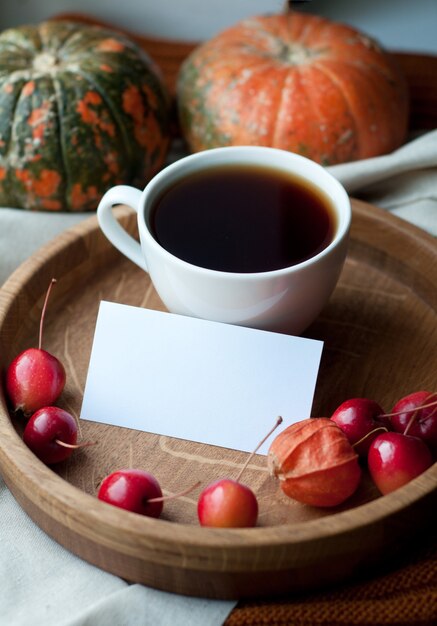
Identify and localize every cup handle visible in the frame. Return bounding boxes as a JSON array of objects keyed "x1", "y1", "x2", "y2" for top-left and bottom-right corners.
[{"x1": 97, "y1": 185, "x2": 148, "y2": 272}]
